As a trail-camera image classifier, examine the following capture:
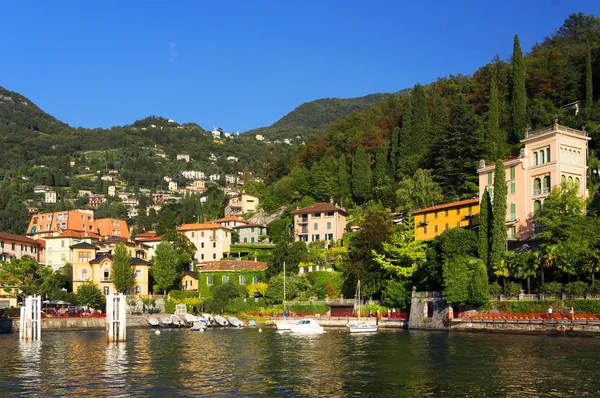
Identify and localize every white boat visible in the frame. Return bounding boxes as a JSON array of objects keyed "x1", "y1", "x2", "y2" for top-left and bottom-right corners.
[
  {"x1": 148, "y1": 317, "x2": 160, "y2": 327},
  {"x1": 275, "y1": 320, "x2": 293, "y2": 330},
  {"x1": 170, "y1": 314, "x2": 186, "y2": 327},
  {"x1": 184, "y1": 314, "x2": 199, "y2": 324},
  {"x1": 290, "y1": 319, "x2": 324, "y2": 334},
  {"x1": 214, "y1": 315, "x2": 228, "y2": 326},
  {"x1": 228, "y1": 316, "x2": 244, "y2": 327},
  {"x1": 160, "y1": 317, "x2": 172, "y2": 327},
  {"x1": 348, "y1": 280, "x2": 378, "y2": 333},
  {"x1": 202, "y1": 313, "x2": 214, "y2": 326}
]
